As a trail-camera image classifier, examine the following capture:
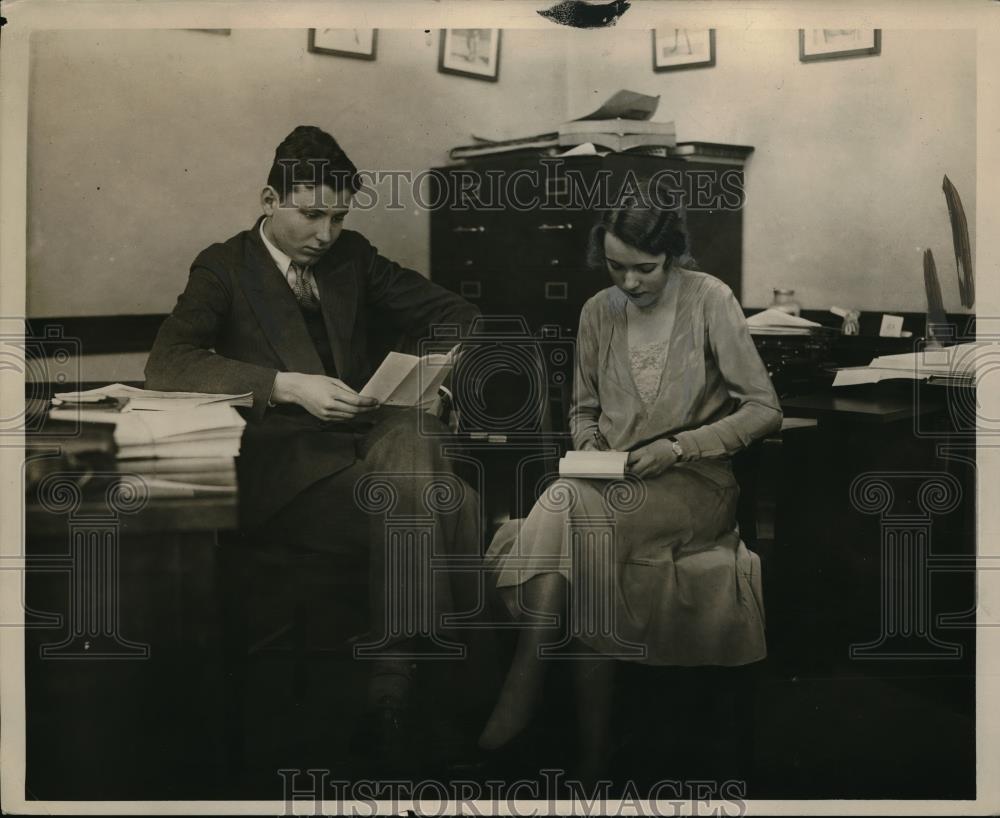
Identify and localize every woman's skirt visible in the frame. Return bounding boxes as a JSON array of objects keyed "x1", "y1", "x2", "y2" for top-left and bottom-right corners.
[{"x1": 484, "y1": 458, "x2": 766, "y2": 666}]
